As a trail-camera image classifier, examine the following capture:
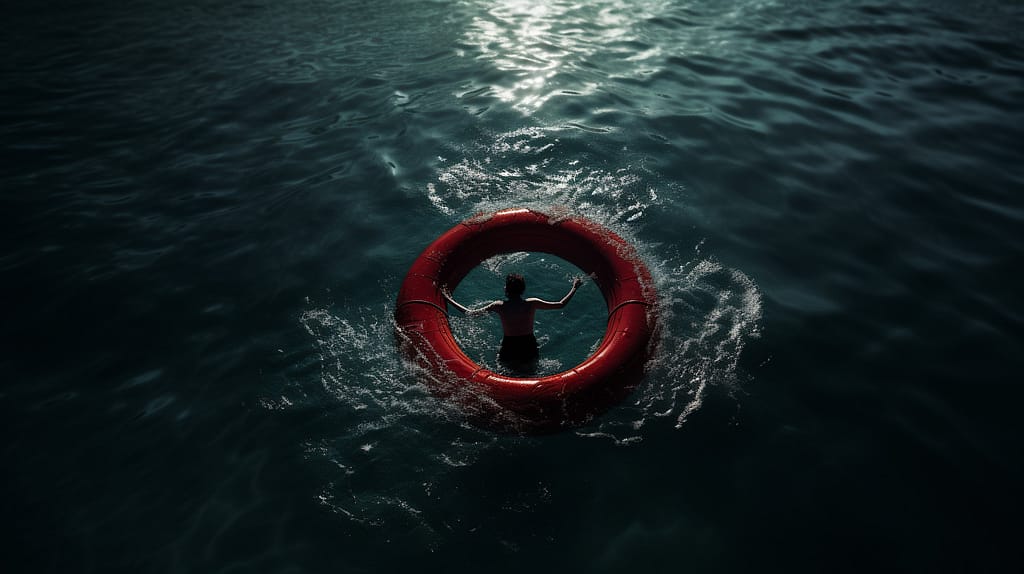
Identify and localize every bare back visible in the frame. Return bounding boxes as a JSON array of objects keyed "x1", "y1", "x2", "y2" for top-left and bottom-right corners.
[
  {"x1": 445, "y1": 277, "x2": 581, "y2": 338},
  {"x1": 492, "y1": 298, "x2": 537, "y2": 336},
  {"x1": 490, "y1": 295, "x2": 573, "y2": 336}
]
